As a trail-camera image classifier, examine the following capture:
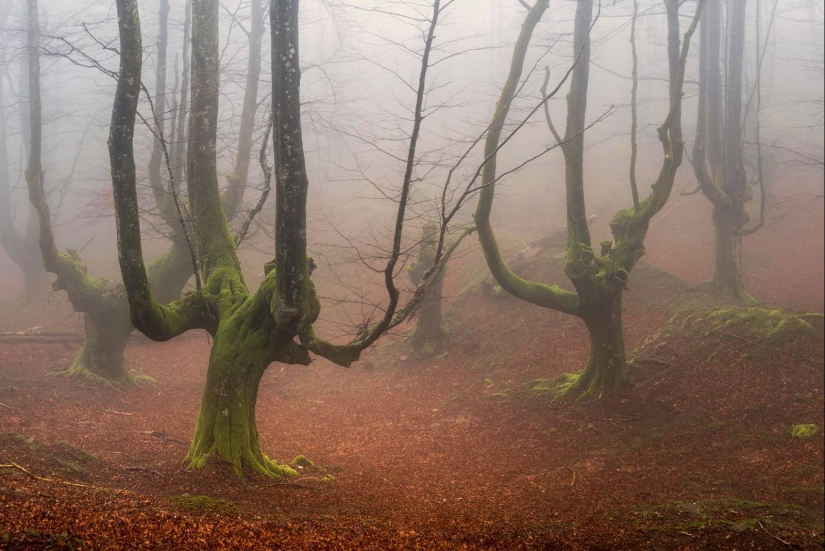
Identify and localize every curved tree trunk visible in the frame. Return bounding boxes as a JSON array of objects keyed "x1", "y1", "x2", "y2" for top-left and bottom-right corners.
[
  {"x1": 56, "y1": 243, "x2": 192, "y2": 386},
  {"x1": 474, "y1": 0, "x2": 699, "y2": 400}
]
